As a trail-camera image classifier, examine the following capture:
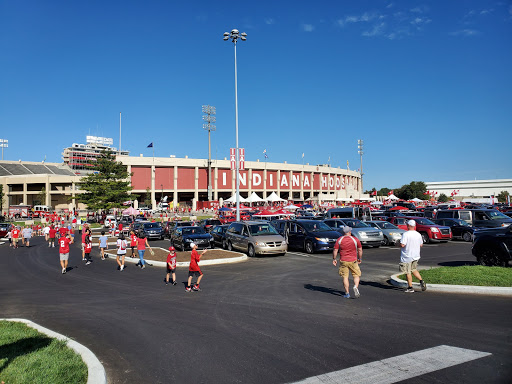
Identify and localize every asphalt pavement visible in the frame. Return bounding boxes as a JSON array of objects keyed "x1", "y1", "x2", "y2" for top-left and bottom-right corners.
[{"x1": 1, "y1": 237, "x2": 511, "y2": 384}]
